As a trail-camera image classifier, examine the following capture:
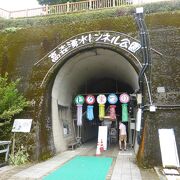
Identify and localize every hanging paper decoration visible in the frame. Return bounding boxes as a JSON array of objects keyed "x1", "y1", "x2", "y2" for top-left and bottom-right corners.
[
  {"x1": 74, "y1": 95, "x2": 84, "y2": 126},
  {"x1": 97, "y1": 94, "x2": 106, "y2": 120},
  {"x1": 87, "y1": 105, "x2": 94, "y2": 121},
  {"x1": 86, "y1": 95, "x2": 95, "y2": 121},
  {"x1": 119, "y1": 93, "x2": 130, "y2": 122},
  {"x1": 85, "y1": 95, "x2": 95, "y2": 105},
  {"x1": 122, "y1": 103, "x2": 128, "y2": 122},
  {"x1": 99, "y1": 104, "x2": 105, "y2": 120},
  {"x1": 109, "y1": 105, "x2": 116, "y2": 120},
  {"x1": 77, "y1": 104, "x2": 83, "y2": 126},
  {"x1": 108, "y1": 94, "x2": 118, "y2": 104},
  {"x1": 97, "y1": 94, "x2": 107, "y2": 104},
  {"x1": 75, "y1": 95, "x2": 85, "y2": 105},
  {"x1": 119, "y1": 93, "x2": 130, "y2": 104}
]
